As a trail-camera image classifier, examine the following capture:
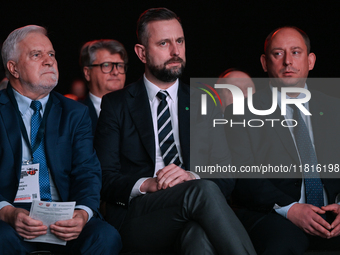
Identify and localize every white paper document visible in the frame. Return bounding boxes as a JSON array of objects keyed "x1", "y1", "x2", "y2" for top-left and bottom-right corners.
[{"x1": 25, "y1": 200, "x2": 76, "y2": 245}]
